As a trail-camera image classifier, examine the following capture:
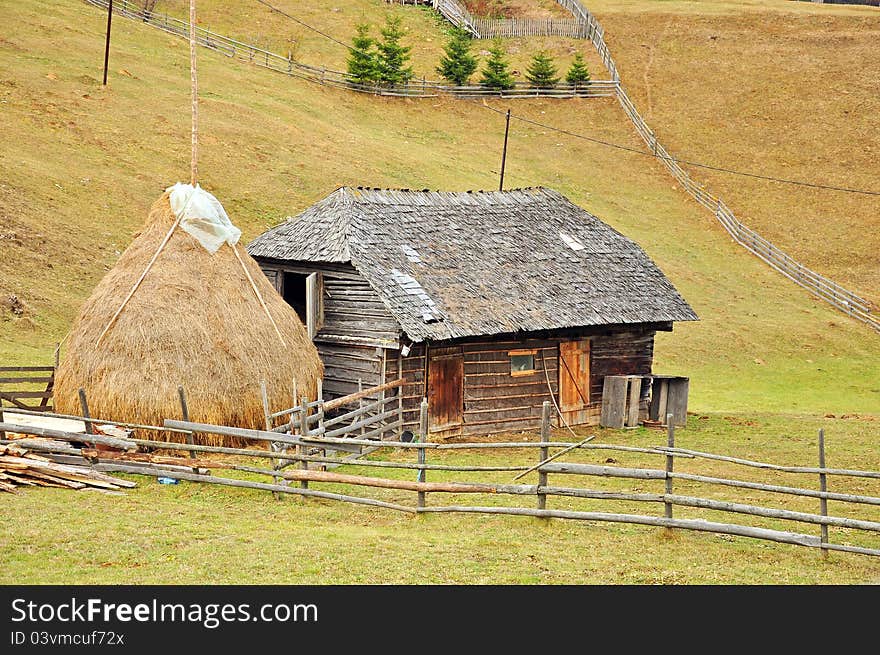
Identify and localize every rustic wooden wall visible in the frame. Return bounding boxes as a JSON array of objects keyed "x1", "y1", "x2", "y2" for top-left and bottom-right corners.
[{"x1": 256, "y1": 259, "x2": 660, "y2": 436}]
